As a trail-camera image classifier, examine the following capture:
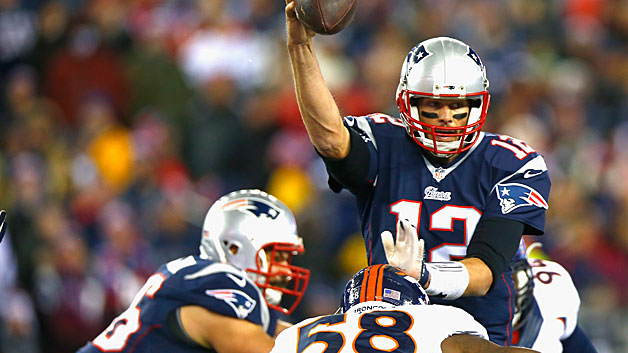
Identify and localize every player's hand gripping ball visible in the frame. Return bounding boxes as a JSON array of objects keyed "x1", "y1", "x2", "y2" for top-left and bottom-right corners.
[{"x1": 294, "y1": 0, "x2": 357, "y2": 35}]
